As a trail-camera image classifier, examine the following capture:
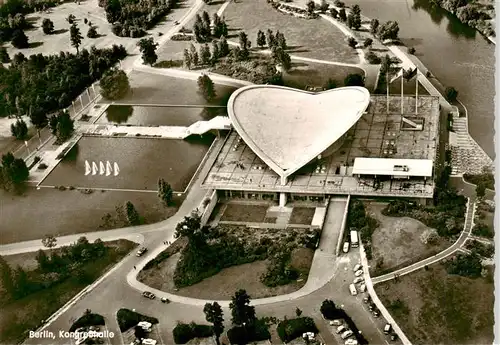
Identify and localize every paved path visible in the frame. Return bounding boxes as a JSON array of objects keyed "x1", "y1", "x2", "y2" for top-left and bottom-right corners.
[{"x1": 371, "y1": 197, "x2": 475, "y2": 284}]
